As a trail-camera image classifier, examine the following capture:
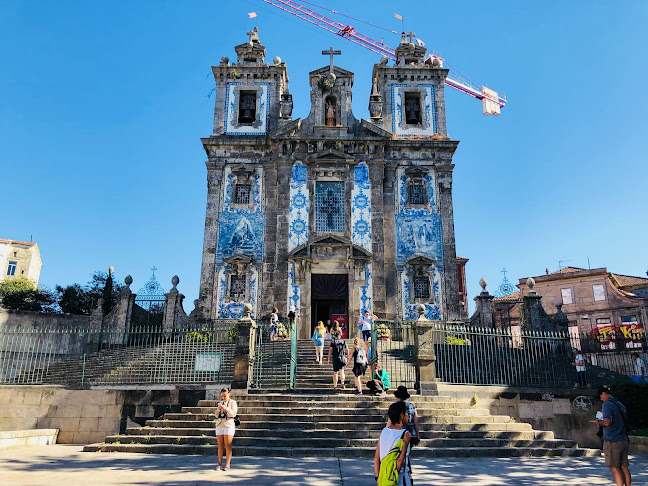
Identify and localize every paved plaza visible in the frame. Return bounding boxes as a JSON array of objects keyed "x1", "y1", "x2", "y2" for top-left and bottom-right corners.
[{"x1": 0, "y1": 445, "x2": 647, "y2": 485}]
